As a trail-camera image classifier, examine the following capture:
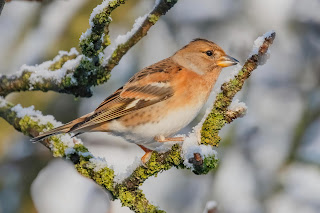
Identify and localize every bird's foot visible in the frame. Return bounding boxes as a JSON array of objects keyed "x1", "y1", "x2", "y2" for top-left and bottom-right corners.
[{"x1": 138, "y1": 145, "x2": 153, "y2": 166}]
